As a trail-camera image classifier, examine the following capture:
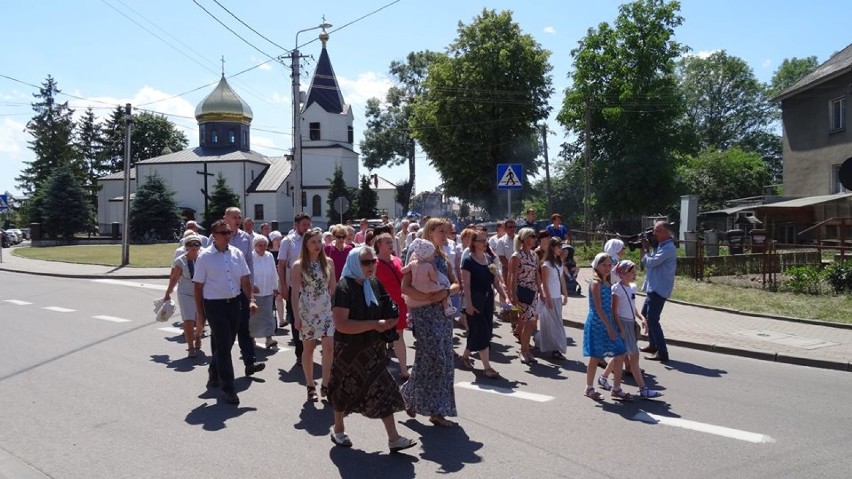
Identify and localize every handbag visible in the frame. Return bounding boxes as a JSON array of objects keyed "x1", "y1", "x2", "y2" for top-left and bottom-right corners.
[
  {"x1": 516, "y1": 285, "x2": 536, "y2": 305},
  {"x1": 379, "y1": 293, "x2": 400, "y2": 343}
]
